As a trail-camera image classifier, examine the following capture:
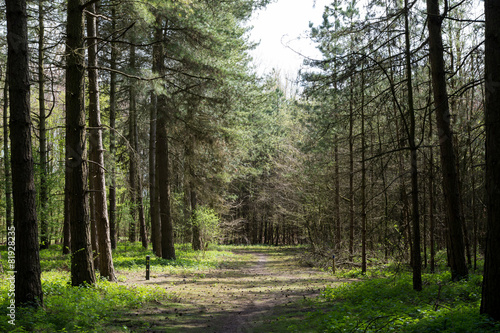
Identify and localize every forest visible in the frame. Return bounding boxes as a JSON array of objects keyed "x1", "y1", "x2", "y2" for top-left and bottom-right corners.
[{"x1": 1, "y1": 0, "x2": 500, "y2": 331}]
